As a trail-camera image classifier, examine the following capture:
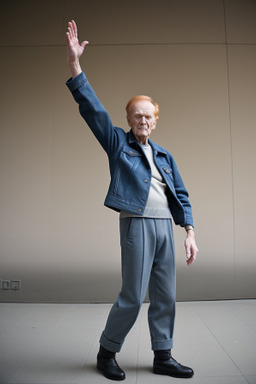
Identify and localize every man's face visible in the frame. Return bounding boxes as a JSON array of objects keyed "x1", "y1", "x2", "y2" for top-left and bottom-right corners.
[{"x1": 127, "y1": 100, "x2": 157, "y2": 145}]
